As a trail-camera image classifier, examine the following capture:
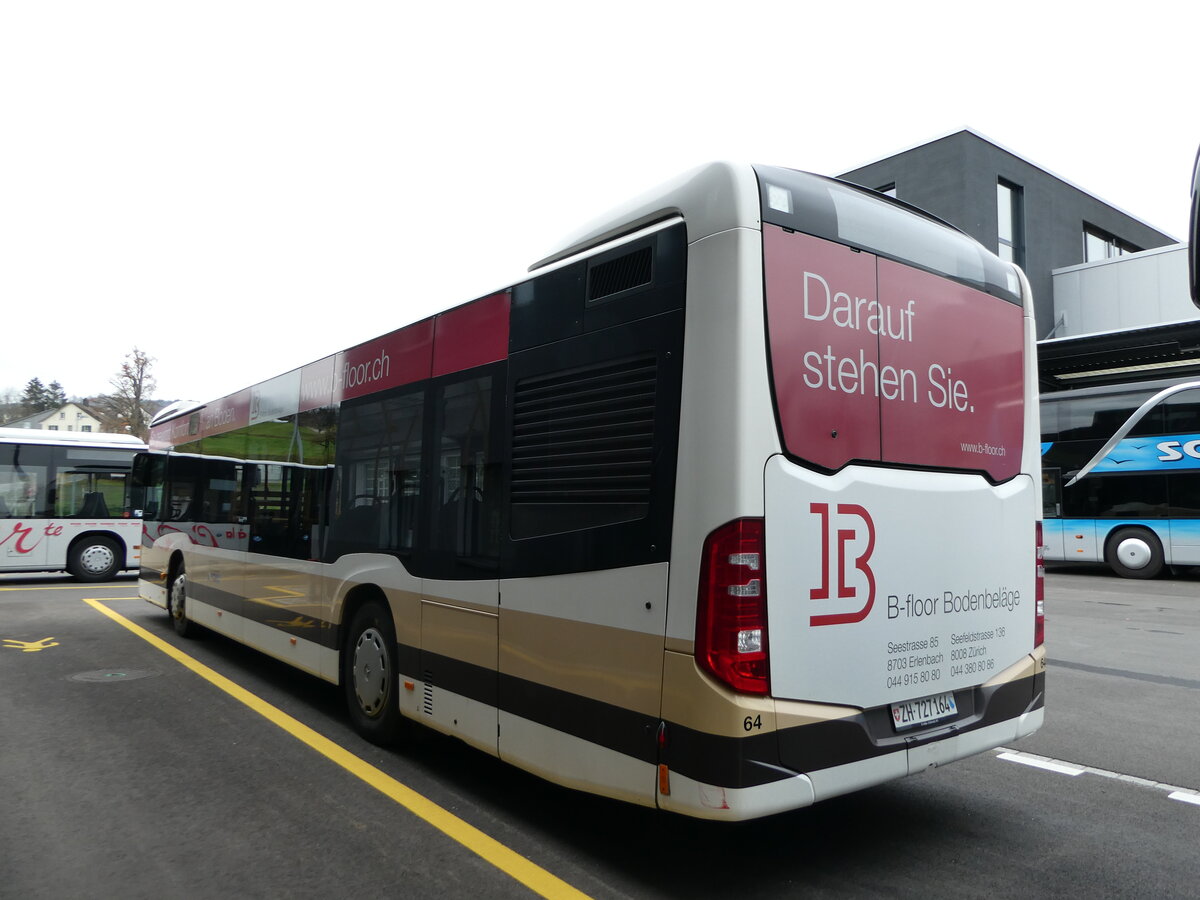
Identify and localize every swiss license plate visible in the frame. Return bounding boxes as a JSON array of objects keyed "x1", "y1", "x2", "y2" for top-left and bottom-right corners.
[{"x1": 891, "y1": 691, "x2": 958, "y2": 732}]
